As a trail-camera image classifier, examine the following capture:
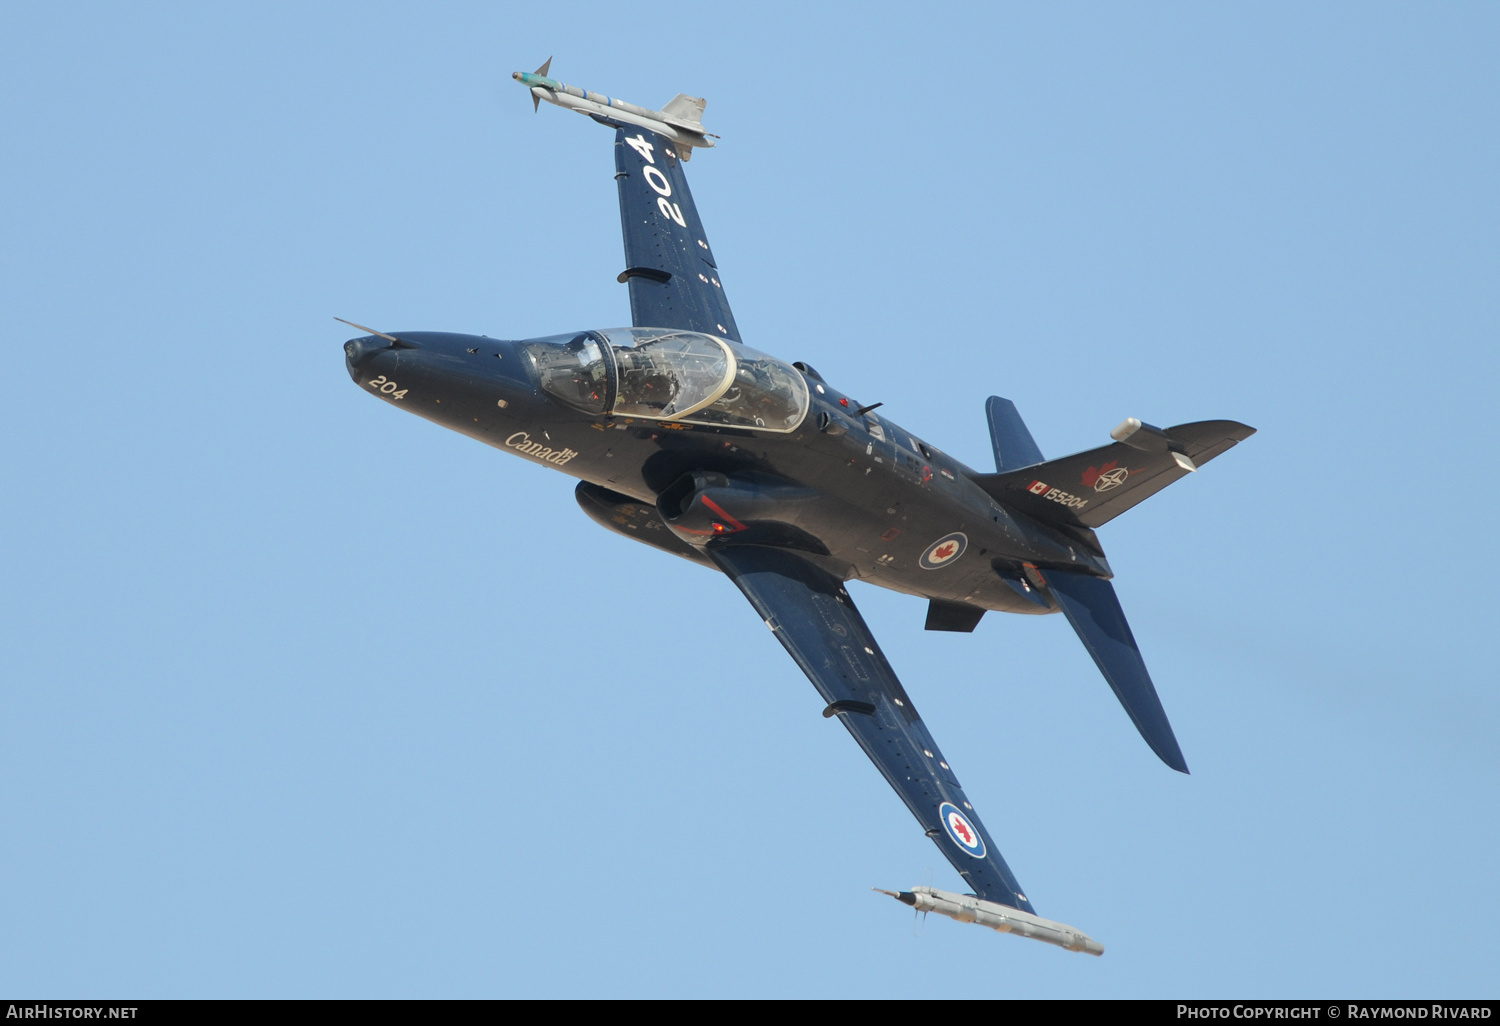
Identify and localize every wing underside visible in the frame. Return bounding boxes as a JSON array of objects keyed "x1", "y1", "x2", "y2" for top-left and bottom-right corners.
[
  {"x1": 612, "y1": 127, "x2": 741, "y2": 341},
  {"x1": 707, "y1": 544, "x2": 1034, "y2": 912}
]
